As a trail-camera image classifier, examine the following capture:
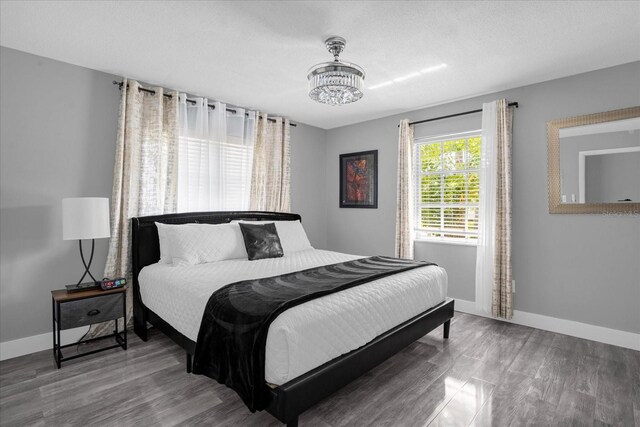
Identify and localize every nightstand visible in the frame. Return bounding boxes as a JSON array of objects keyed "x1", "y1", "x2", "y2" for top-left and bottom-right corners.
[{"x1": 51, "y1": 286, "x2": 127, "y2": 368}]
